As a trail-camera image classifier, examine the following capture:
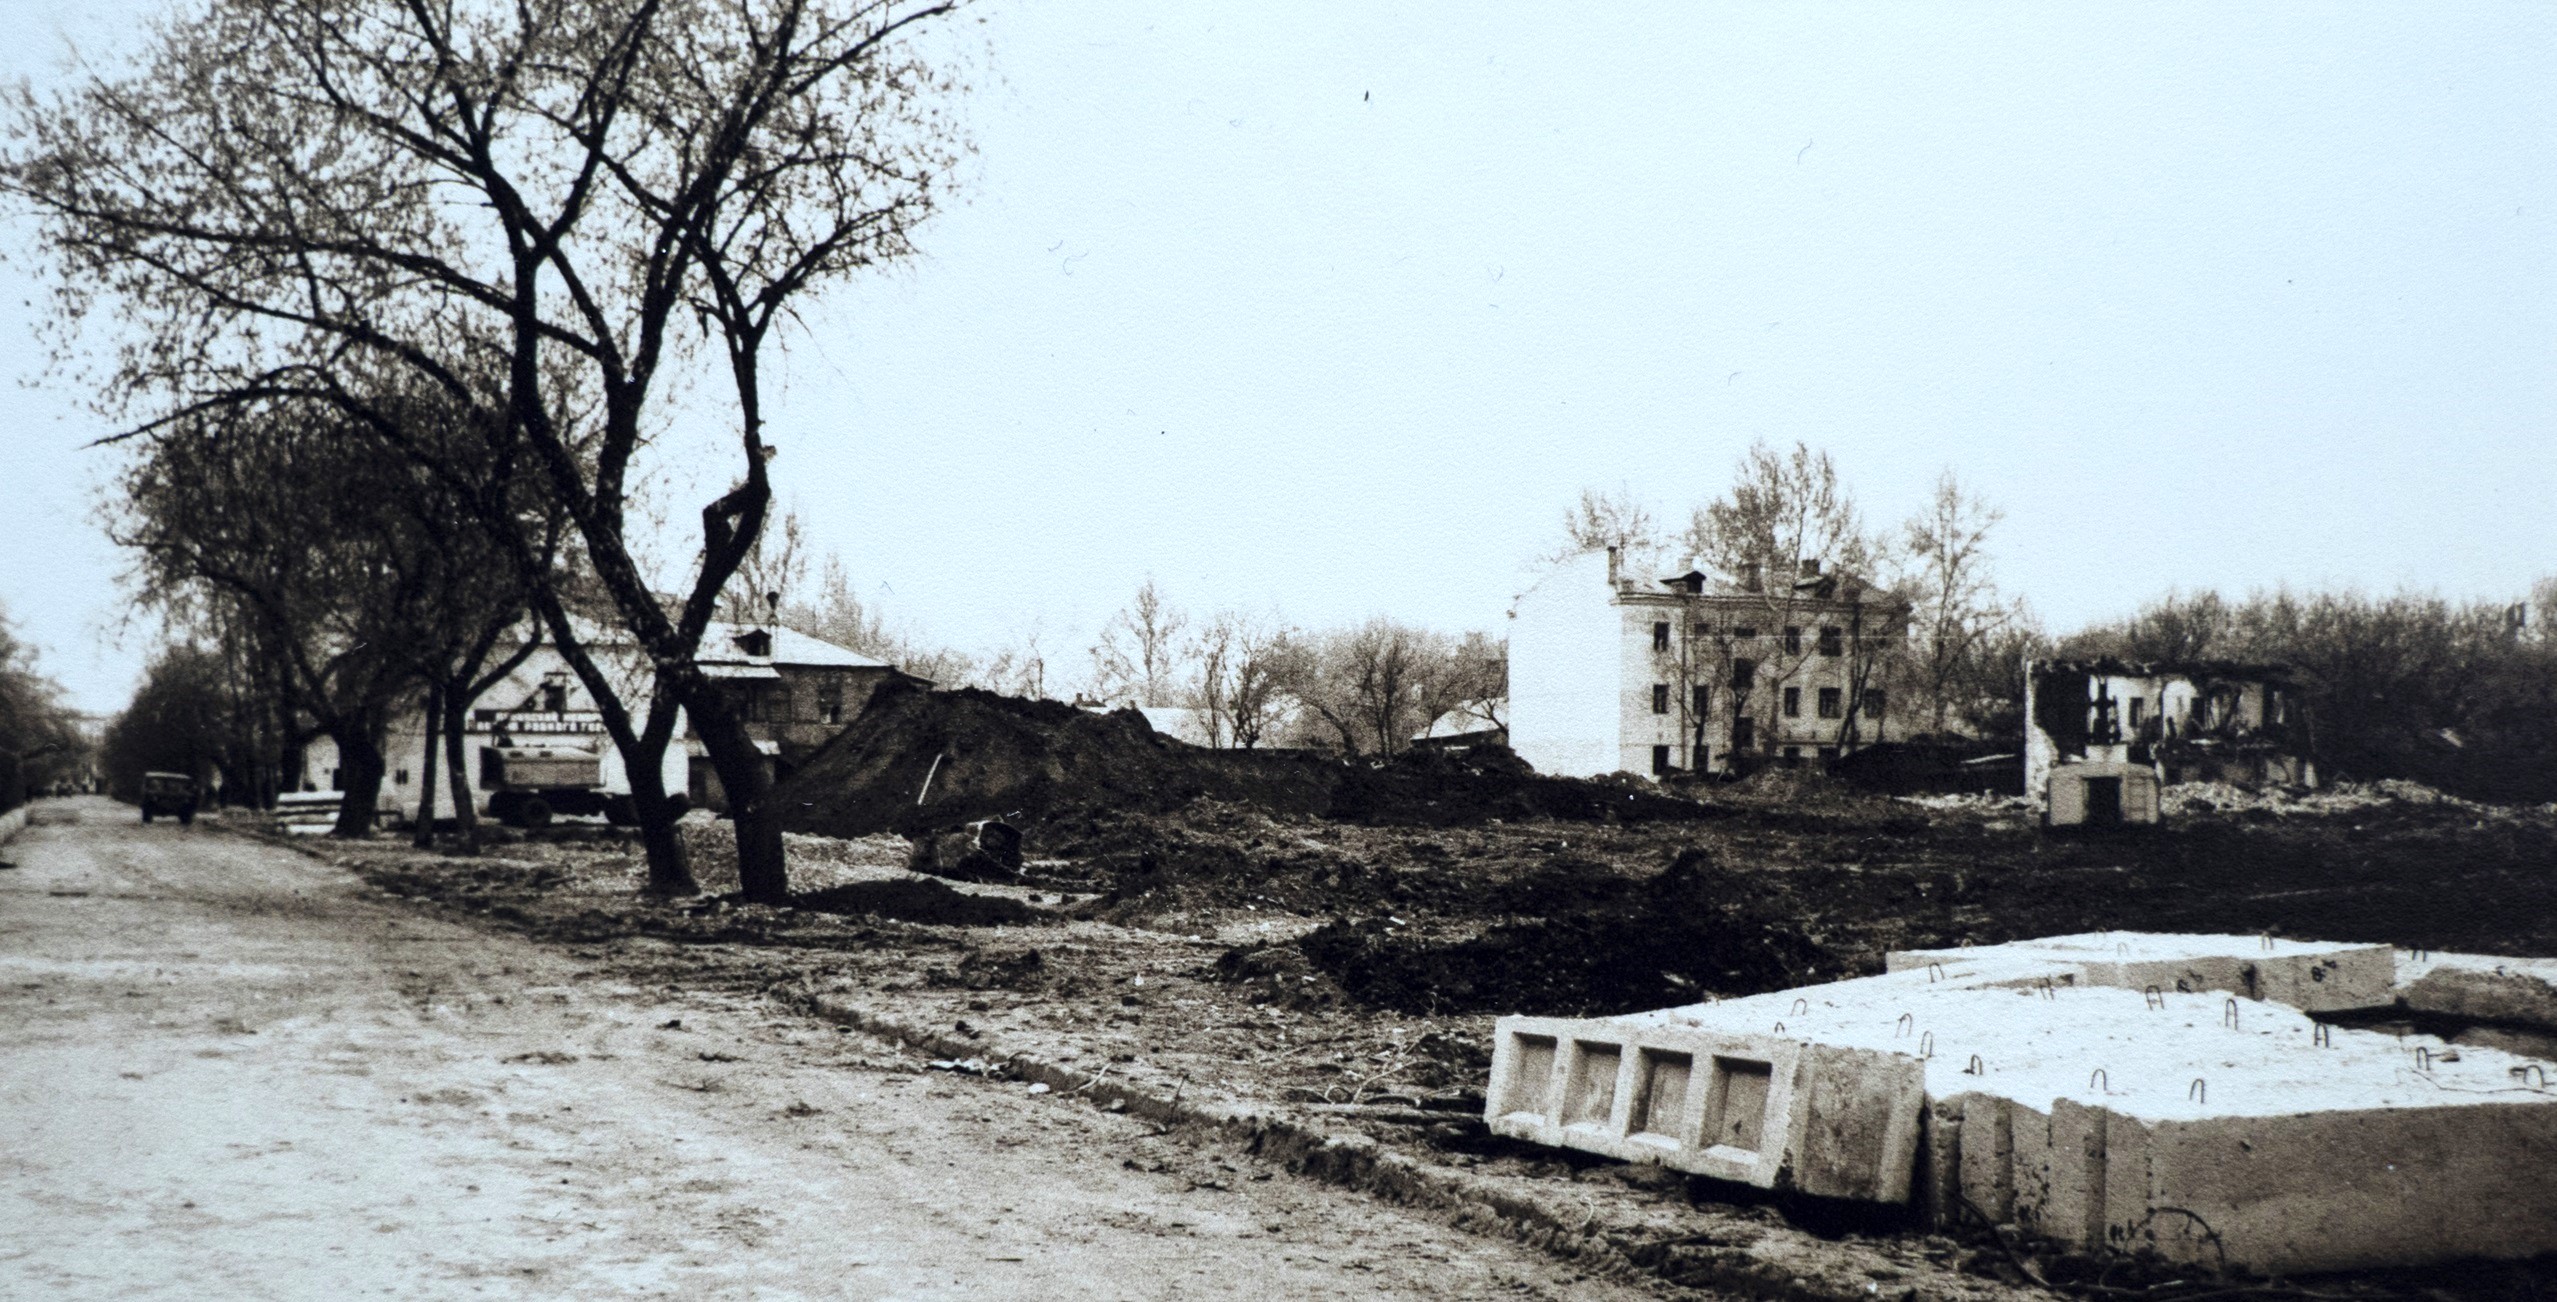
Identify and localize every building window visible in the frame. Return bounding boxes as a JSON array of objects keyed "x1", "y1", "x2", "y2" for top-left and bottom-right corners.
[
  {"x1": 1818, "y1": 687, "x2": 1843, "y2": 719},
  {"x1": 1651, "y1": 621, "x2": 1670, "y2": 651},
  {"x1": 1783, "y1": 626, "x2": 1802, "y2": 655},
  {"x1": 1862, "y1": 688, "x2": 1887, "y2": 719},
  {"x1": 2128, "y1": 698, "x2": 2146, "y2": 729},
  {"x1": 1733, "y1": 716, "x2": 1755, "y2": 750},
  {"x1": 542, "y1": 683, "x2": 568, "y2": 713},
  {"x1": 1731, "y1": 658, "x2": 1756, "y2": 692},
  {"x1": 1691, "y1": 621, "x2": 1710, "y2": 640},
  {"x1": 1651, "y1": 744, "x2": 1671, "y2": 776},
  {"x1": 1817, "y1": 626, "x2": 1843, "y2": 657},
  {"x1": 817, "y1": 681, "x2": 845, "y2": 726},
  {"x1": 1817, "y1": 746, "x2": 1839, "y2": 762},
  {"x1": 1782, "y1": 745, "x2": 1800, "y2": 763},
  {"x1": 394, "y1": 768, "x2": 409, "y2": 785},
  {"x1": 1733, "y1": 626, "x2": 1756, "y2": 640},
  {"x1": 1782, "y1": 686, "x2": 1801, "y2": 717},
  {"x1": 1651, "y1": 683, "x2": 1670, "y2": 715},
  {"x1": 1691, "y1": 684, "x2": 1711, "y2": 717}
]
